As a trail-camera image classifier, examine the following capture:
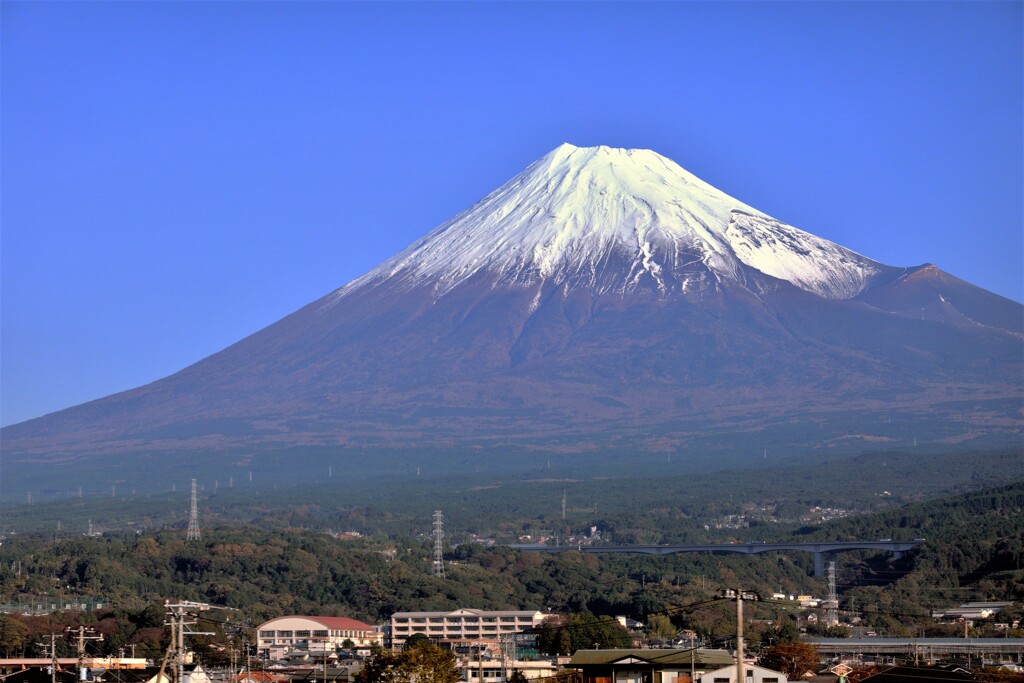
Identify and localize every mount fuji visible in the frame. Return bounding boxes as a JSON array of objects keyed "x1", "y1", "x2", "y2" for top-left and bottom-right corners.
[{"x1": 3, "y1": 144, "x2": 1021, "y2": 492}]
